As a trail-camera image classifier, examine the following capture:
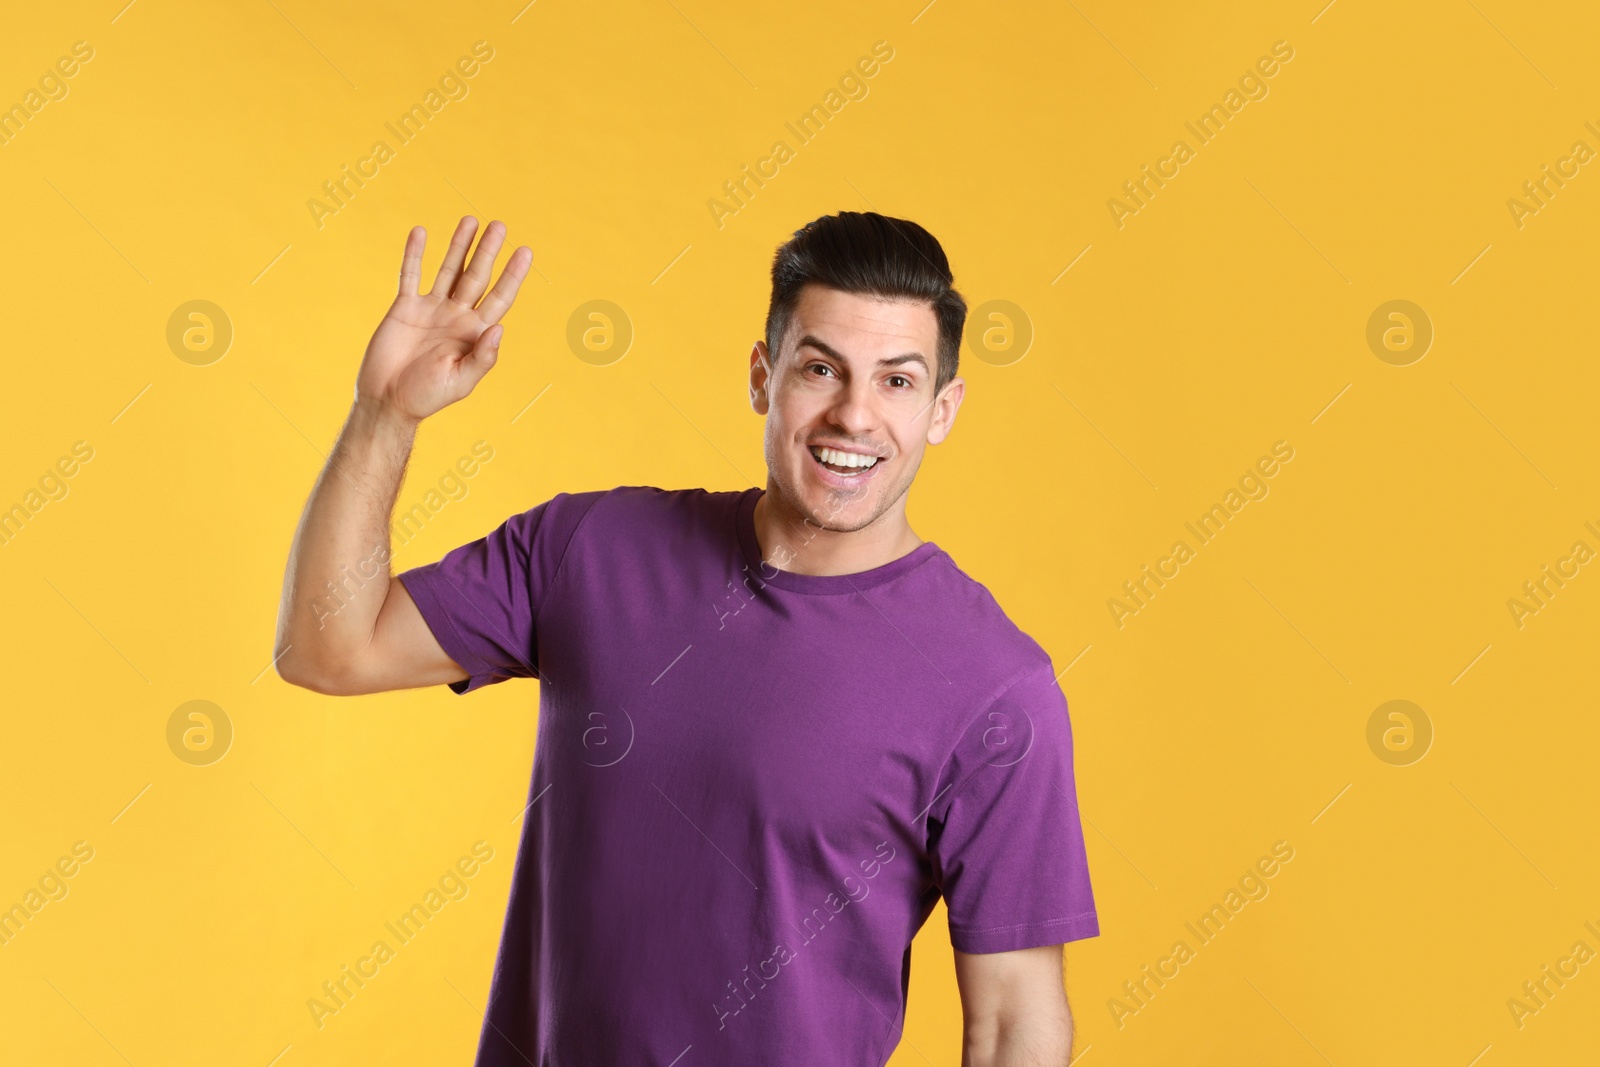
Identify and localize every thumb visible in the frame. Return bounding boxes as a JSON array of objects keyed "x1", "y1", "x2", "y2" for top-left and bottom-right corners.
[{"x1": 460, "y1": 324, "x2": 503, "y2": 388}]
